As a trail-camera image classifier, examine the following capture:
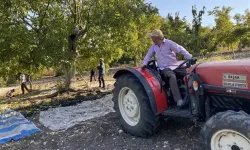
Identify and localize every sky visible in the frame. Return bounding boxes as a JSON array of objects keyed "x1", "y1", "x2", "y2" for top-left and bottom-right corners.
[{"x1": 146, "y1": 0, "x2": 250, "y2": 26}]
